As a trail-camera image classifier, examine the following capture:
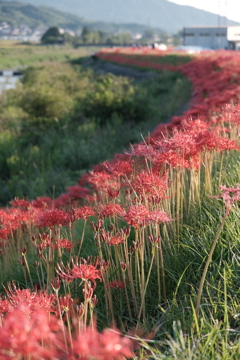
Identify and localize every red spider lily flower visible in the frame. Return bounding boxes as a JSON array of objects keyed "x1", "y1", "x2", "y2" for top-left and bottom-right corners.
[
  {"x1": 0, "y1": 298, "x2": 9, "y2": 315},
  {"x1": 0, "y1": 304, "x2": 63, "y2": 359},
  {"x1": 36, "y1": 209, "x2": 69, "y2": 228},
  {"x1": 67, "y1": 209, "x2": 77, "y2": 223},
  {"x1": 106, "y1": 186, "x2": 120, "y2": 199},
  {"x1": 102, "y1": 160, "x2": 132, "y2": 177},
  {"x1": 0, "y1": 227, "x2": 11, "y2": 240},
  {"x1": 87, "y1": 170, "x2": 113, "y2": 191},
  {"x1": 132, "y1": 170, "x2": 168, "y2": 198},
  {"x1": 5, "y1": 282, "x2": 56, "y2": 315},
  {"x1": 109, "y1": 280, "x2": 125, "y2": 289},
  {"x1": 0, "y1": 208, "x2": 29, "y2": 234},
  {"x1": 51, "y1": 277, "x2": 61, "y2": 292},
  {"x1": 98, "y1": 203, "x2": 126, "y2": 218},
  {"x1": 182, "y1": 117, "x2": 209, "y2": 132},
  {"x1": 72, "y1": 325, "x2": 134, "y2": 360},
  {"x1": 91, "y1": 294, "x2": 98, "y2": 308},
  {"x1": 107, "y1": 235, "x2": 125, "y2": 246},
  {"x1": 53, "y1": 193, "x2": 72, "y2": 207},
  {"x1": 66, "y1": 185, "x2": 90, "y2": 200},
  {"x1": 31, "y1": 196, "x2": 52, "y2": 209},
  {"x1": 148, "y1": 210, "x2": 172, "y2": 224},
  {"x1": 22, "y1": 207, "x2": 42, "y2": 226},
  {"x1": 126, "y1": 143, "x2": 155, "y2": 158},
  {"x1": 152, "y1": 131, "x2": 204, "y2": 169},
  {"x1": 57, "y1": 259, "x2": 102, "y2": 284},
  {"x1": 54, "y1": 238, "x2": 74, "y2": 250},
  {"x1": 58, "y1": 294, "x2": 74, "y2": 316},
  {"x1": 9, "y1": 198, "x2": 30, "y2": 209},
  {"x1": 34, "y1": 234, "x2": 74, "y2": 252},
  {"x1": 124, "y1": 205, "x2": 150, "y2": 229},
  {"x1": 97, "y1": 327, "x2": 134, "y2": 360},
  {"x1": 74, "y1": 206, "x2": 96, "y2": 220},
  {"x1": 90, "y1": 219, "x2": 104, "y2": 232},
  {"x1": 82, "y1": 281, "x2": 96, "y2": 301},
  {"x1": 72, "y1": 326, "x2": 101, "y2": 359},
  {"x1": 210, "y1": 184, "x2": 240, "y2": 214},
  {"x1": 100, "y1": 230, "x2": 125, "y2": 246},
  {"x1": 194, "y1": 131, "x2": 239, "y2": 152},
  {"x1": 35, "y1": 232, "x2": 53, "y2": 250},
  {"x1": 209, "y1": 136, "x2": 239, "y2": 152}
]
